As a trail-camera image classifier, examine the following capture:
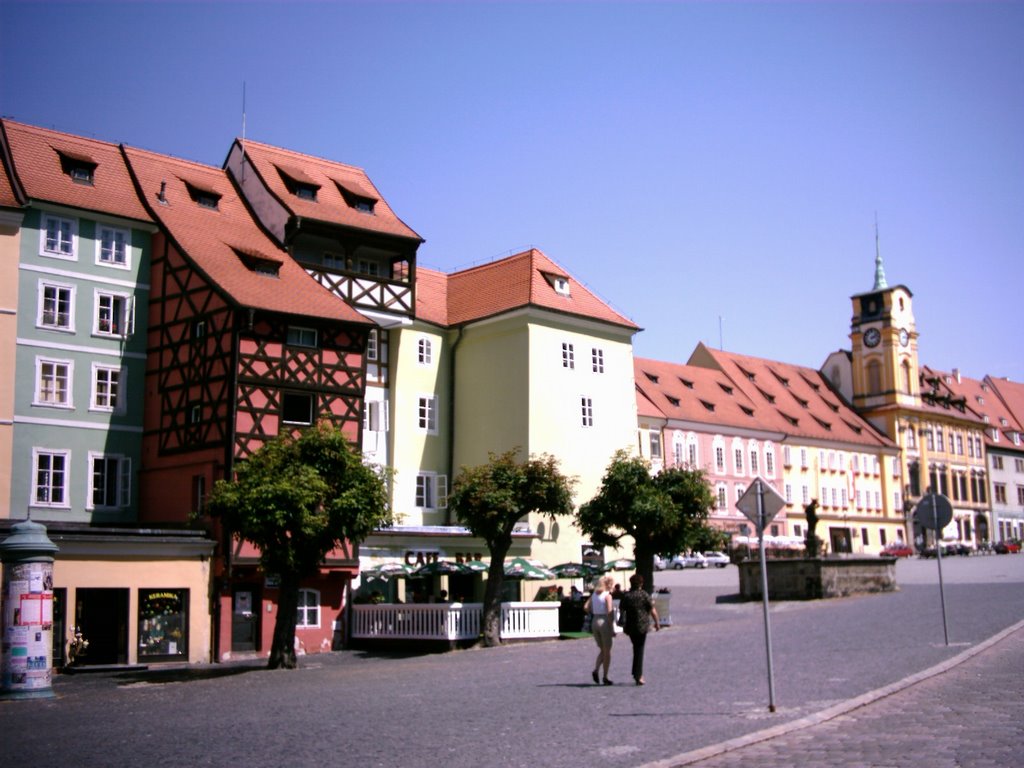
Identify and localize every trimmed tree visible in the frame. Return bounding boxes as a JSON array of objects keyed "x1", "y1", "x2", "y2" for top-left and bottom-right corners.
[
  {"x1": 577, "y1": 450, "x2": 716, "y2": 591},
  {"x1": 206, "y1": 422, "x2": 392, "y2": 669},
  {"x1": 447, "y1": 450, "x2": 575, "y2": 647}
]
